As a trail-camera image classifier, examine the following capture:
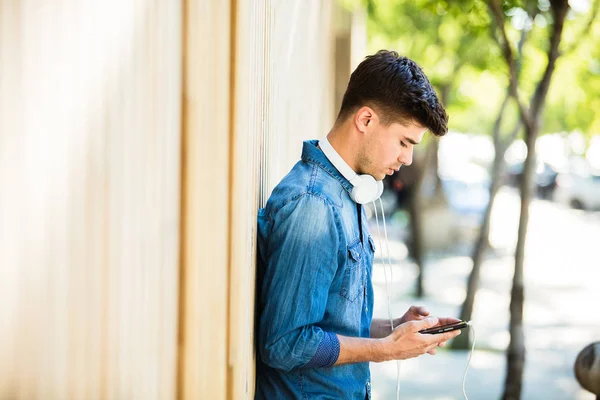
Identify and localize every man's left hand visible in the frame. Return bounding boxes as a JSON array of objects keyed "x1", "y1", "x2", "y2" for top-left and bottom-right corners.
[
  {"x1": 397, "y1": 306, "x2": 461, "y2": 355},
  {"x1": 398, "y1": 305, "x2": 430, "y2": 325}
]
